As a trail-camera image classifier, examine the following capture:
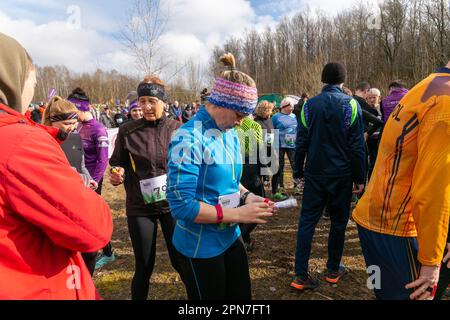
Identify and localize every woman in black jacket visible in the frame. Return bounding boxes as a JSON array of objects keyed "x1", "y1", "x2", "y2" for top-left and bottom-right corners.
[{"x1": 109, "y1": 75, "x2": 185, "y2": 300}]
